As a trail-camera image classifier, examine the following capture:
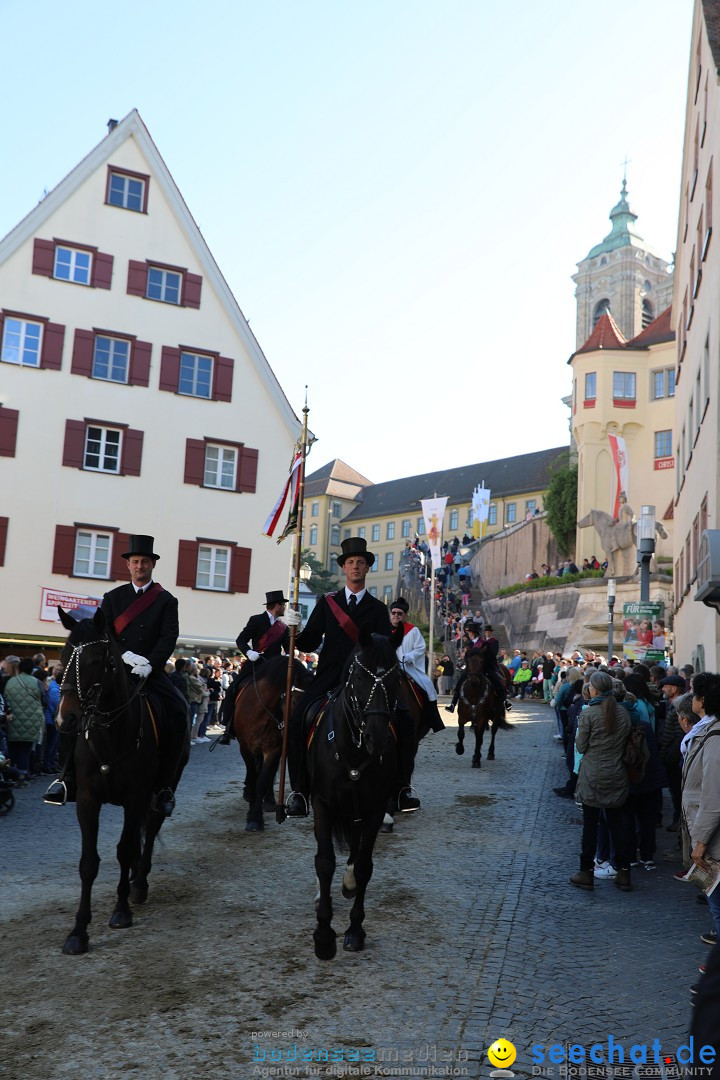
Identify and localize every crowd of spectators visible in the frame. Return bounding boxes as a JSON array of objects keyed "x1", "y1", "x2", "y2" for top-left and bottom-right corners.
[{"x1": 0, "y1": 648, "x2": 320, "y2": 791}]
